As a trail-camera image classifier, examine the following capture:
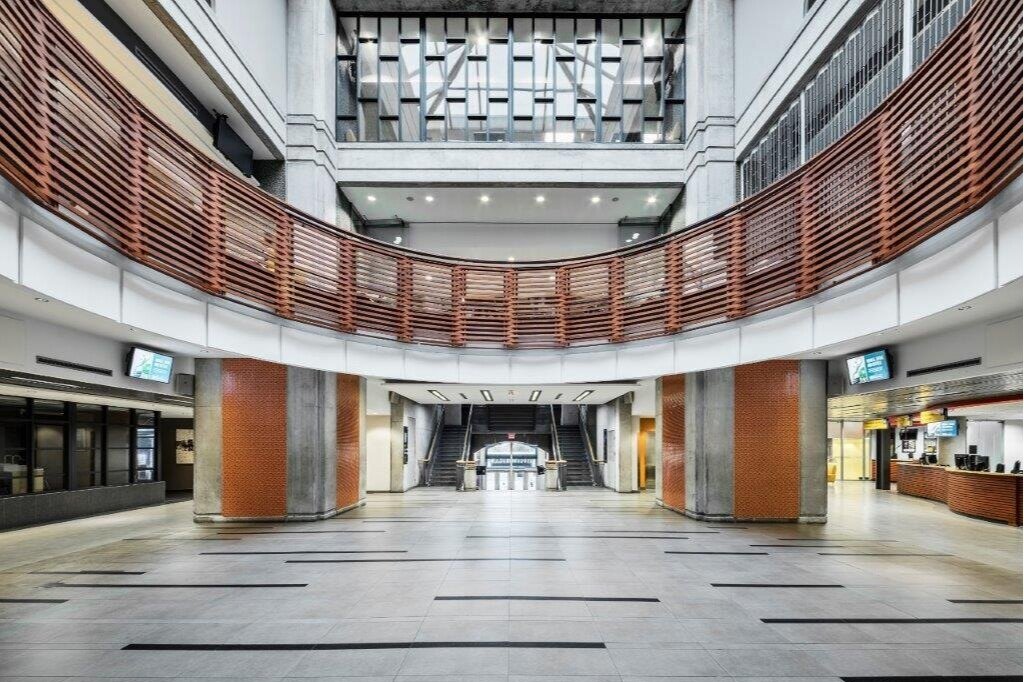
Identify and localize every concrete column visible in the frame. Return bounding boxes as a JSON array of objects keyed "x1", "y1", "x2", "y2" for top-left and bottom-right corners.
[
  {"x1": 799, "y1": 360, "x2": 828, "y2": 521},
  {"x1": 683, "y1": 0, "x2": 736, "y2": 225},
  {"x1": 615, "y1": 395, "x2": 636, "y2": 493},
  {"x1": 654, "y1": 378, "x2": 664, "y2": 502},
  {"x1": 389, "y1": 395, "x2": 406, "y2": 492},
  {"x1": 285, "y1": 367, "x2": 338, "y2": 520},
  {"x1": 193, "y1": 358, "x2": 222, "y2": 519},
  {"x1": 684, "y1": 368, "x2": 735, "y2": 520},
  {"x1": 286, "y1": 0, "x2": 339, "y2": 225}
]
